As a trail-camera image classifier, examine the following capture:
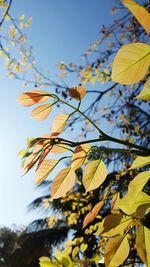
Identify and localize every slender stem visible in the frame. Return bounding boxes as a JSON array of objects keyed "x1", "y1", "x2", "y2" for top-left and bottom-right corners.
[{"x1": 57, "y1": 97, "x2": 106, "y2": 135}]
